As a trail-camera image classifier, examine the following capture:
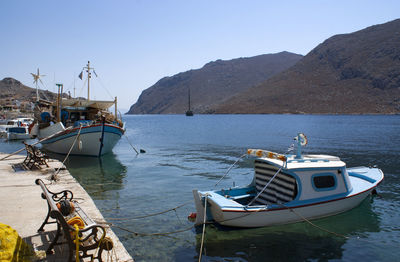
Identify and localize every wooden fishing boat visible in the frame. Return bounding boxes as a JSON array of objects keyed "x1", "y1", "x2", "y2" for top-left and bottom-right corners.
[
  {"x1": 30, "y1": 62, "x2": 125, "y2": 156},
  {"x1": 193, "y1": 133, "x2": 384, "y2": 228}
]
